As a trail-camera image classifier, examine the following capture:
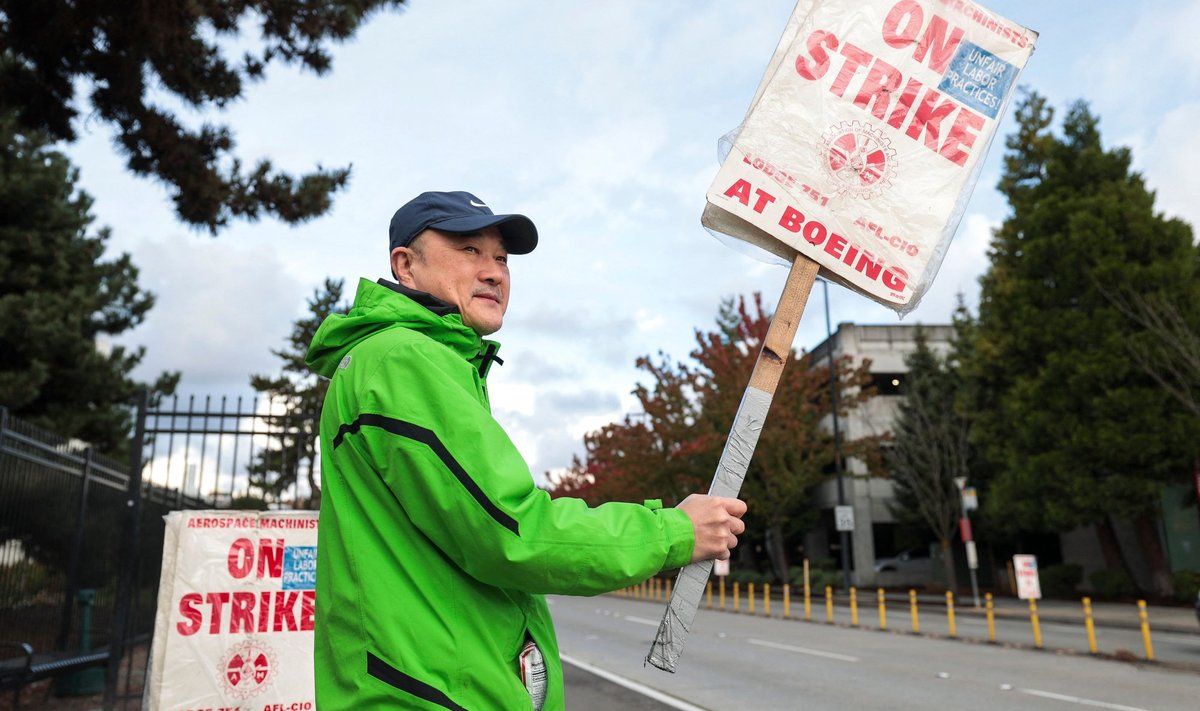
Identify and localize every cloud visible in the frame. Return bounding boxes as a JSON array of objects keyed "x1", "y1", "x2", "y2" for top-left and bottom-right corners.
[
  {"x1": 114, "y1": 237, "x2": 305, "y2": 390},
  {"x1": 1141, "y1": 102, "x2": 1200, "y2": 230}
]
